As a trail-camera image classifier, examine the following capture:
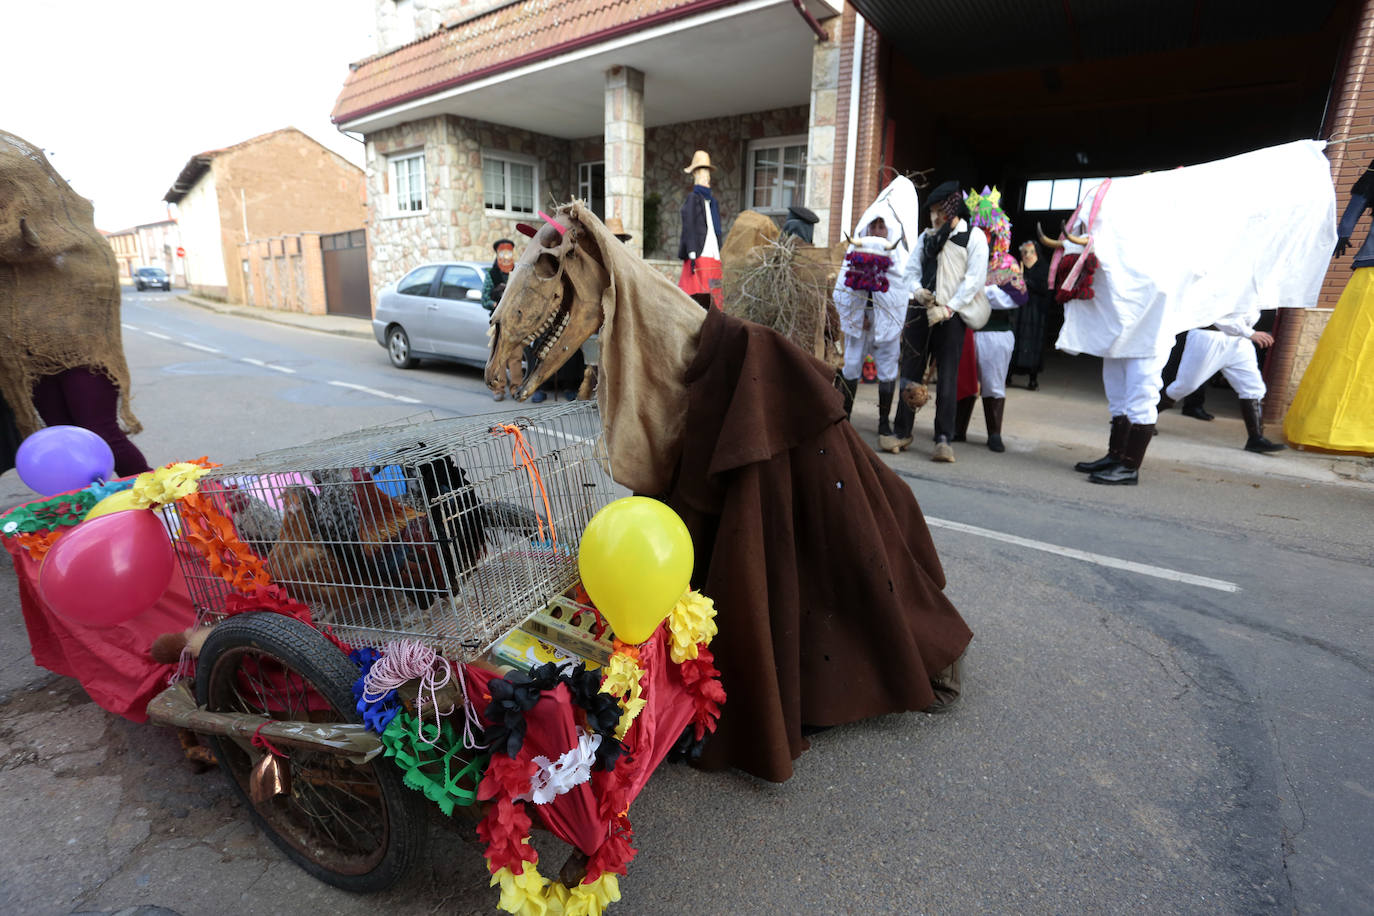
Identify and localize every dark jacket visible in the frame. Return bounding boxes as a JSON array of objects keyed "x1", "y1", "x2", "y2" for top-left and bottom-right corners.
[
  {"x1": 481, "y1": 262, "x2": 509, "y2": 312},
  {"x1": 1338, "y1": 192, "x2": 1374, "y2": 270},
  {"x1": 677, "y1": 185, "x2": 723, "y2": 263}
]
